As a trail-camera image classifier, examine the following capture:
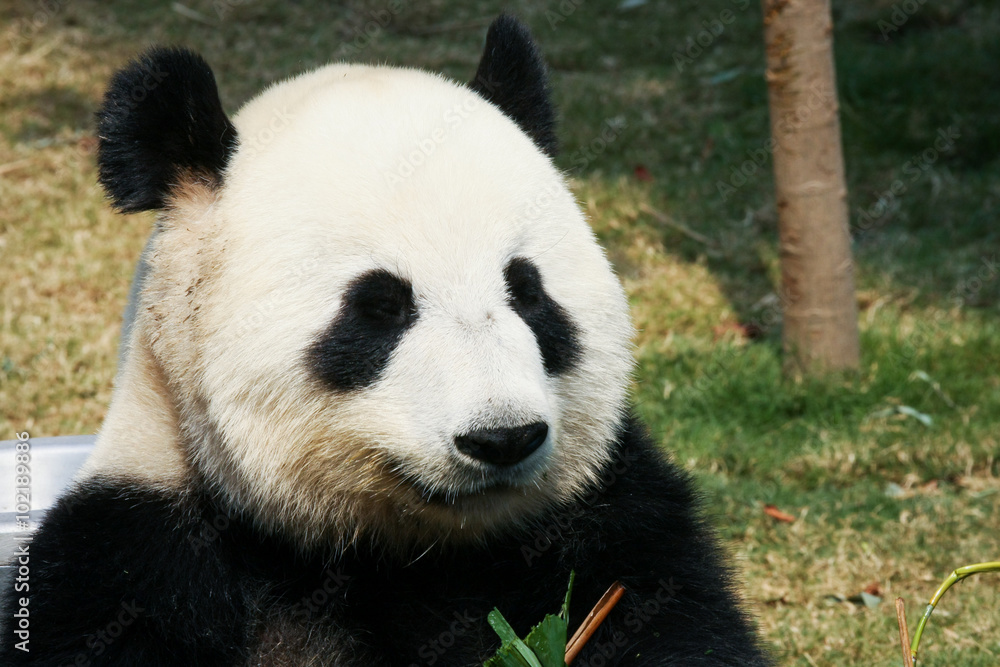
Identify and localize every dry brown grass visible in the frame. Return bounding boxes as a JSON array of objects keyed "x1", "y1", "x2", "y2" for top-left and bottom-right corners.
[{"x1": 1, "y1": 15, "x2": 153, "y2": 435}]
